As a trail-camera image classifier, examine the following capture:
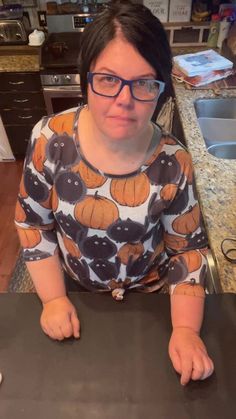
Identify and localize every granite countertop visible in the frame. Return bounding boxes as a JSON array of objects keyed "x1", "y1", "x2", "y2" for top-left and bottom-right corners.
[
  {"x1": 0, "y1": 45, "x2": 40, "y2": 72},
  {"x1": 174, "y1": 83, "x2": 236, "y2": 293}
]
